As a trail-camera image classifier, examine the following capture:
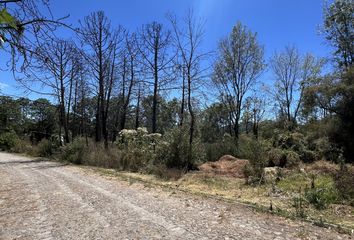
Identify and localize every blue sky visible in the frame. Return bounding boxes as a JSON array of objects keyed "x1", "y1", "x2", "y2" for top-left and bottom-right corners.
[{"x1": 0, "y1": 0, "x2": 332, "y2": 99}]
